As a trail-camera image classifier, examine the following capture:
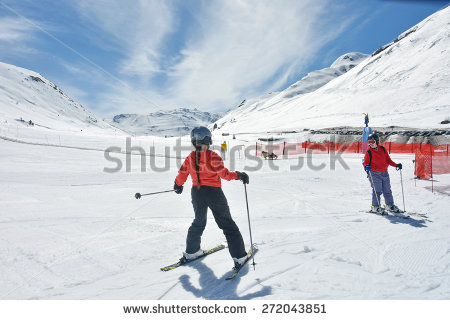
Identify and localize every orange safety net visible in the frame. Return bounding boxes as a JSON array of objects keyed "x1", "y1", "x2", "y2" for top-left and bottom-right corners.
[
  {"x1": 415, "y1": 150, "x2": 432, "y2": 180},
  {"x1": 256, "y1": 142, "x2": 449, "y2": 156},
  {"x1": 256, "y1": 141, "x2": 450, "y2": 178},
  {"x1": 414, "y1": 144, "x2": 450, "y2": 179},
  {"x1": 283, "y1": 142, "x2": 305, "y2": 155},
  {"x1": 432, "y1": 154, "x2": 450, "y2": 176}
]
